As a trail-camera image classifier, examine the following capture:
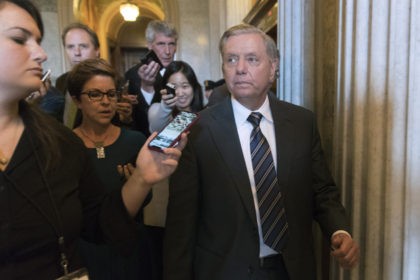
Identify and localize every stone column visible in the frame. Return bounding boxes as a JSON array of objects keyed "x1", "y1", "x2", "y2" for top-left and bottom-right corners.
[
  {"x1": 278, "y1": 0, "x2": 420, "y2": 279},
  {"x1": 225, "y1": 0, "x2": 253, "y2": 28},
  {"x1": 332, "y1": 0, "x2": 420, "y2": 279}
]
